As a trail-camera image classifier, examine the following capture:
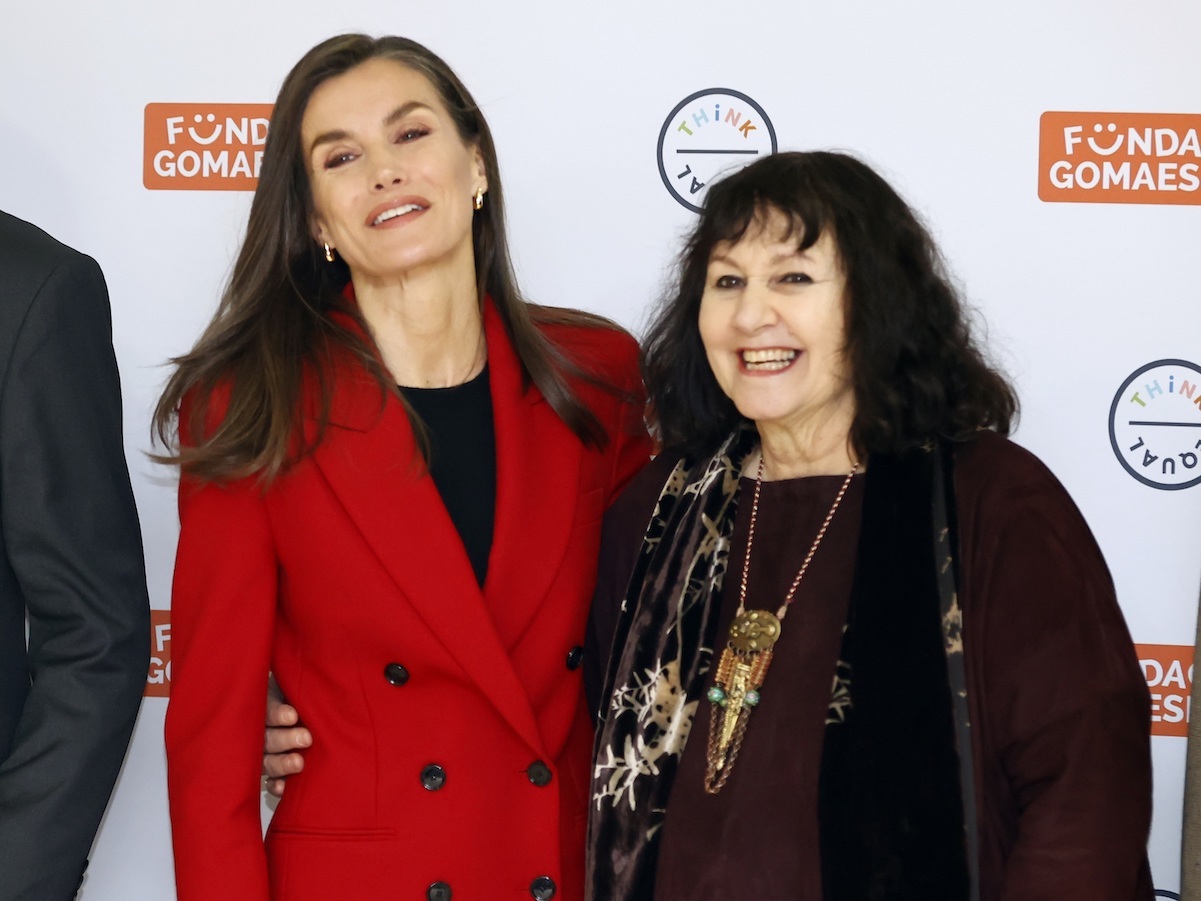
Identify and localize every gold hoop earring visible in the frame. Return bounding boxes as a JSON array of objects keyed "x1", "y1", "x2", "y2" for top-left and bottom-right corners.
[
  {"x1": 473, "y1": 188, "x2": 485, "y2": 211},
  {"x1": 323, "y1": 243, "x2": 335, "y2": 263}
]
